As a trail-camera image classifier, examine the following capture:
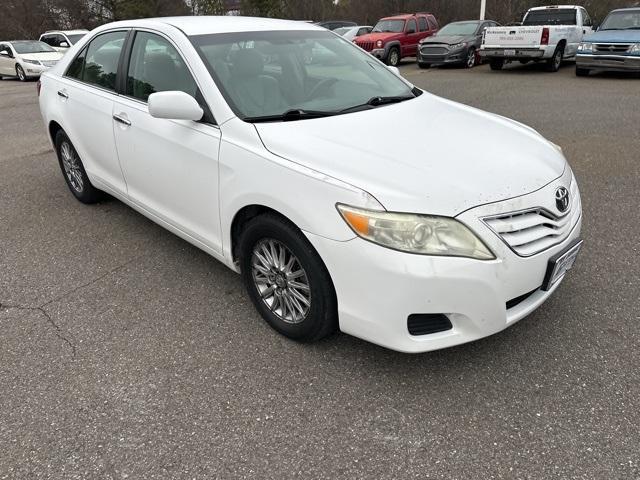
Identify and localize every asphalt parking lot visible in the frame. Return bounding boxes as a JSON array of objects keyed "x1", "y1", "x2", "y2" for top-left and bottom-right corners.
[{"x1": 1, "y1": 62, "x2": 639, "y2": 479}]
